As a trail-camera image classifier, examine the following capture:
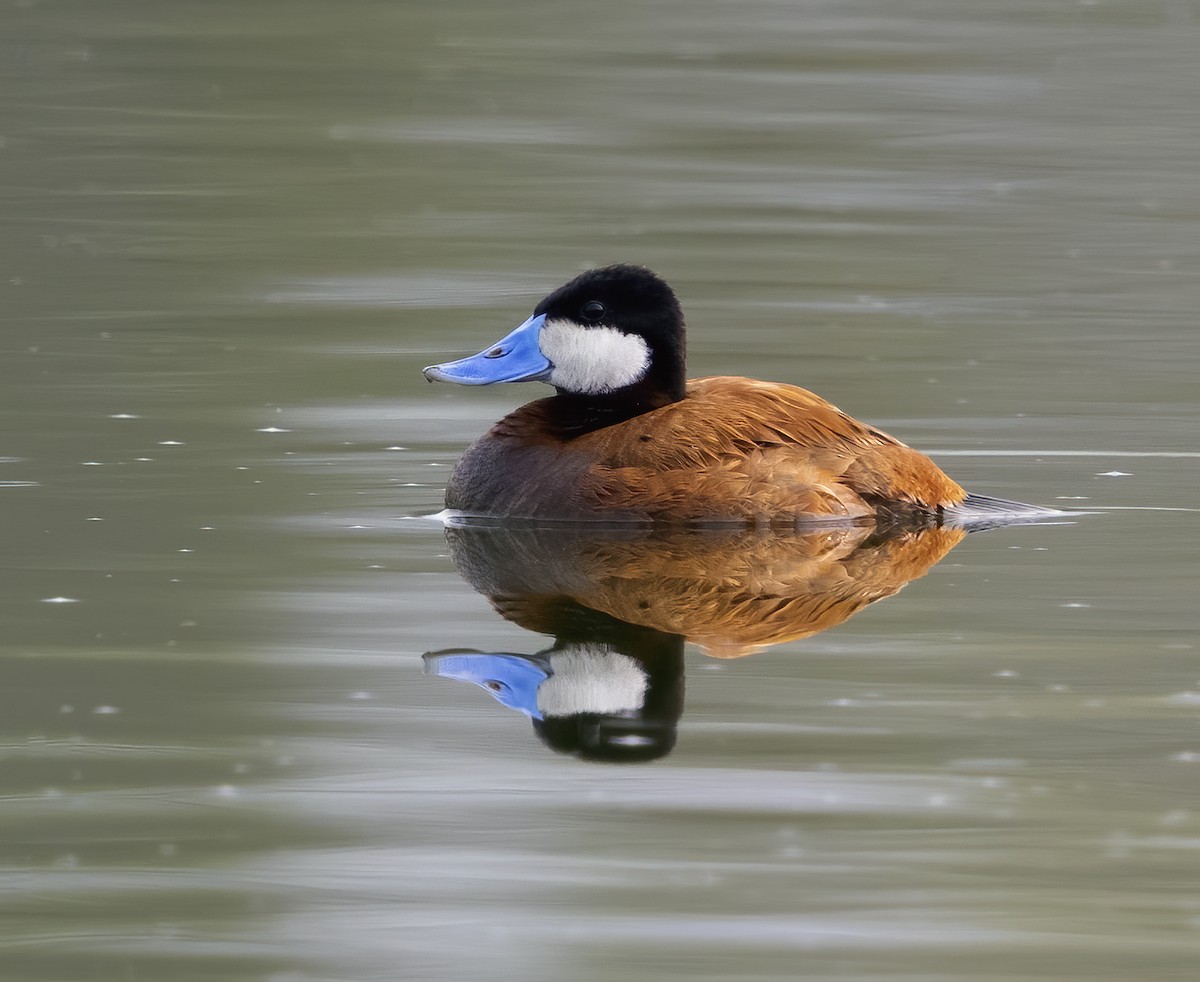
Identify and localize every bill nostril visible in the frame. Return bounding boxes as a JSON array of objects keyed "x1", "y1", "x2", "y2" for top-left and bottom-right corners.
[{"x1": 484, "y1": 347, "x2": 505, "y2": 359}]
